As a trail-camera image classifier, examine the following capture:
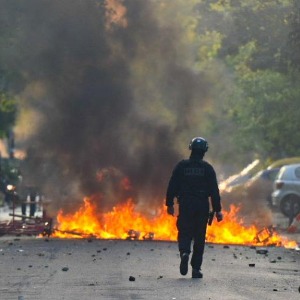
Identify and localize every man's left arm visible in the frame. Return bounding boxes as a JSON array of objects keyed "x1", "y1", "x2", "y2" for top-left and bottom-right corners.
[{"x1": 166, "y1": 164, "x2": 181, "y2": 215}]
